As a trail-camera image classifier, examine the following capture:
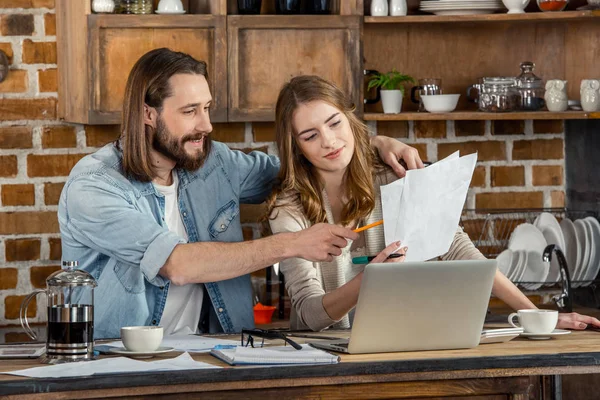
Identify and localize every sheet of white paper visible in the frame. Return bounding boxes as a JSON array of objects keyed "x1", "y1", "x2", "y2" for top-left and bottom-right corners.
[
  {"x1": 105, "y1": 334, "x2": 238, "y2": 353},
  {"x1": 5, "y1": 352, "x2": 218, "y2": 378},
  {"x1": 382, "y1": 152, "x2": 477, "y2": 261},
  {"x1": 381, "y1": 177, "x2": 405, "y2": 248}
]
